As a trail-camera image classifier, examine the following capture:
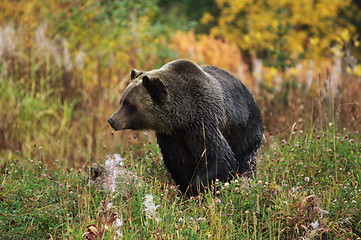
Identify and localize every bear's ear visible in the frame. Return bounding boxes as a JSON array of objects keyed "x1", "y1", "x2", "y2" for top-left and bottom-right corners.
[
  {"x1": 130, "y1": 69, "x2": 142, "y2": 80},
  {"x1": 142, "y1": 75, "x2": 168, "y2": 104}
]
